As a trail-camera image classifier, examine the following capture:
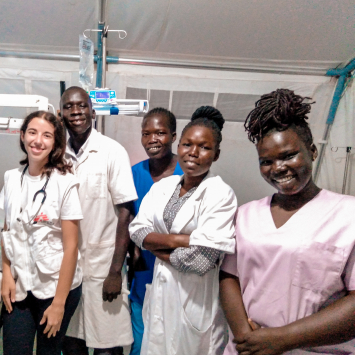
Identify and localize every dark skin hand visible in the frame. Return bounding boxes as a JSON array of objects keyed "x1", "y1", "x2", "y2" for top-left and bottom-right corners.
[
  {"x1": 142, "y1": 233, "x2": 190, "y2": 265},
  {"x1": 103, "y1": 202, "x2": 134, "y2": 302},
  {"x1": 236, "y1": 291, "x2": 355, "y2": 355},
  {"x1": 142, "y1": 232, "x2": 190, "y2": 251},
  {"x1": 220, "y1": 271, "x2": 355, "y2": 354},
  {"x1": 150, "y1": 249, "x2": 174, "y2": 263}
]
